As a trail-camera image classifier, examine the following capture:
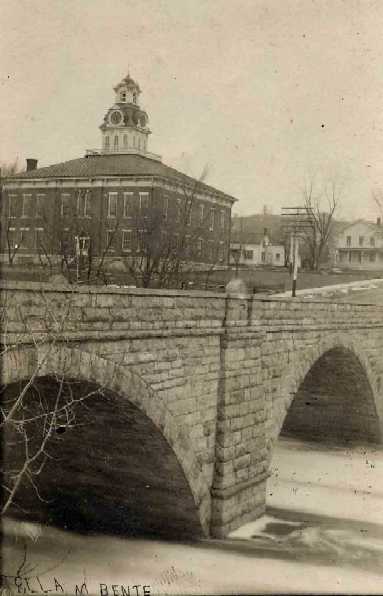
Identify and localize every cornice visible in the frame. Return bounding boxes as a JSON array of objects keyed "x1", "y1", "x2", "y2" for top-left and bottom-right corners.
[{"x1": 3, "y1": 175, "x2": 235, "y2": 207}]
